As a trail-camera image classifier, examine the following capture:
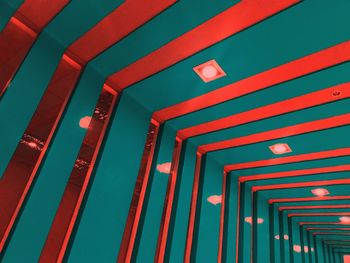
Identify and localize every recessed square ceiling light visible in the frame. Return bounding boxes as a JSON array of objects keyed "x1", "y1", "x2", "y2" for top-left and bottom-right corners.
[
  {"x1": 269, "y1": 143, "x2": 292, "y2": 155},
  {"x1": 193, "y1": 59, "x2": 226, "y2": 82}
]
